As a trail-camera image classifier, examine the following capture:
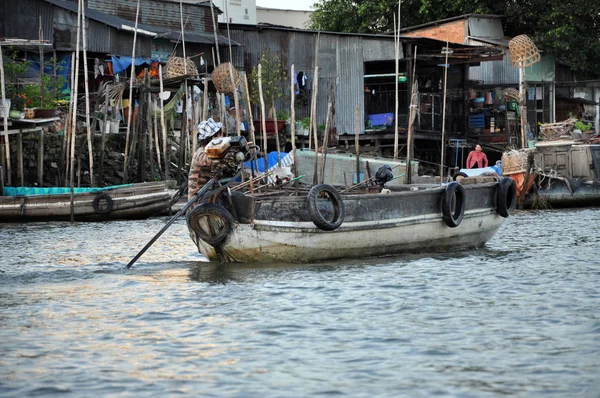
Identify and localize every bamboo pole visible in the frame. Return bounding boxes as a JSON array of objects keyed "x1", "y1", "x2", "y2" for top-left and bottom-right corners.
[
  {"x1": 520, "y1": 66, "x2": 527, "y2": 148},
  {"x1": 242, "y1": 74, "x2": 255, "y2": 144},
  {"x1": 228, "y1": 63, "x2": 241, "y2": 136},
  {"x1": 311, "y1": 65, "x2": 319, "y2": 185},
  {"x1": 393, "y1": 13, "x2": 399, "y2": 160},
  {"x1": 64, "y1": 52, "x2": 75, "y2": 183},
  {"x1": 81, "y1": 1, "x2": 94, "y2": 186},
  {"x1": 153, "y1": 96, "x2": 162, "y2": 175},
  {"x1": 406, "y1": 46, "x2": 417, "y2": 185},
  {"x1": 39, "y1": 17, "x2": 45, "y2": 108},
  {"x1": 191, "y1": 87, "x2": 198, "y2": 154},
  {"x1": 179, "y1": 1, "x2": 187, "y2": 67},
  {"x1": 0, "y1": 44, "x2": 12, "y2": 186},
  {"x1": 258, "y1": 64, "x2": 268, "y2": 176},
  {"x1": 17, "y1": 133, "x2": 23, "y2": 187},
  {"x1": 440, "y1": 38, "x2": 450, "y2": 185},
  {"x1": 159, "y1": 65, "x2": 169, "y2": 179},
  {"x1": 272, "y1": 103, "x2": 281, "y2": 167},
  {"x1": 202, "y1": 77, "x2": 209, "y2": 121},
  {"x1": 123, "y1": 0, "x2": 141, "y2": 183},
  {"x1": 99, "y1": 86, "x2": 109, "y2": 185},
  {"x1": 208, "y1": 0, "x2": 221, "y2": 65},
  {"x1": 70, "y1": 0, "x2": 83, "y2": 222},
  {"x1": 147, "y1": 91, "x2": 155, "y2": 181},
  {"x1": 37, "y1": 129, "x2": 44, "y2": 186},
  {"x1": 290, "y1": 64, "x2": 297, "y2": 185},
  {"x1": 355, "y1": 105, "x2": 360, "y2": 184},
  {"x1": 319, "y1": 102, "x2": 332, "y2": 184}
]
